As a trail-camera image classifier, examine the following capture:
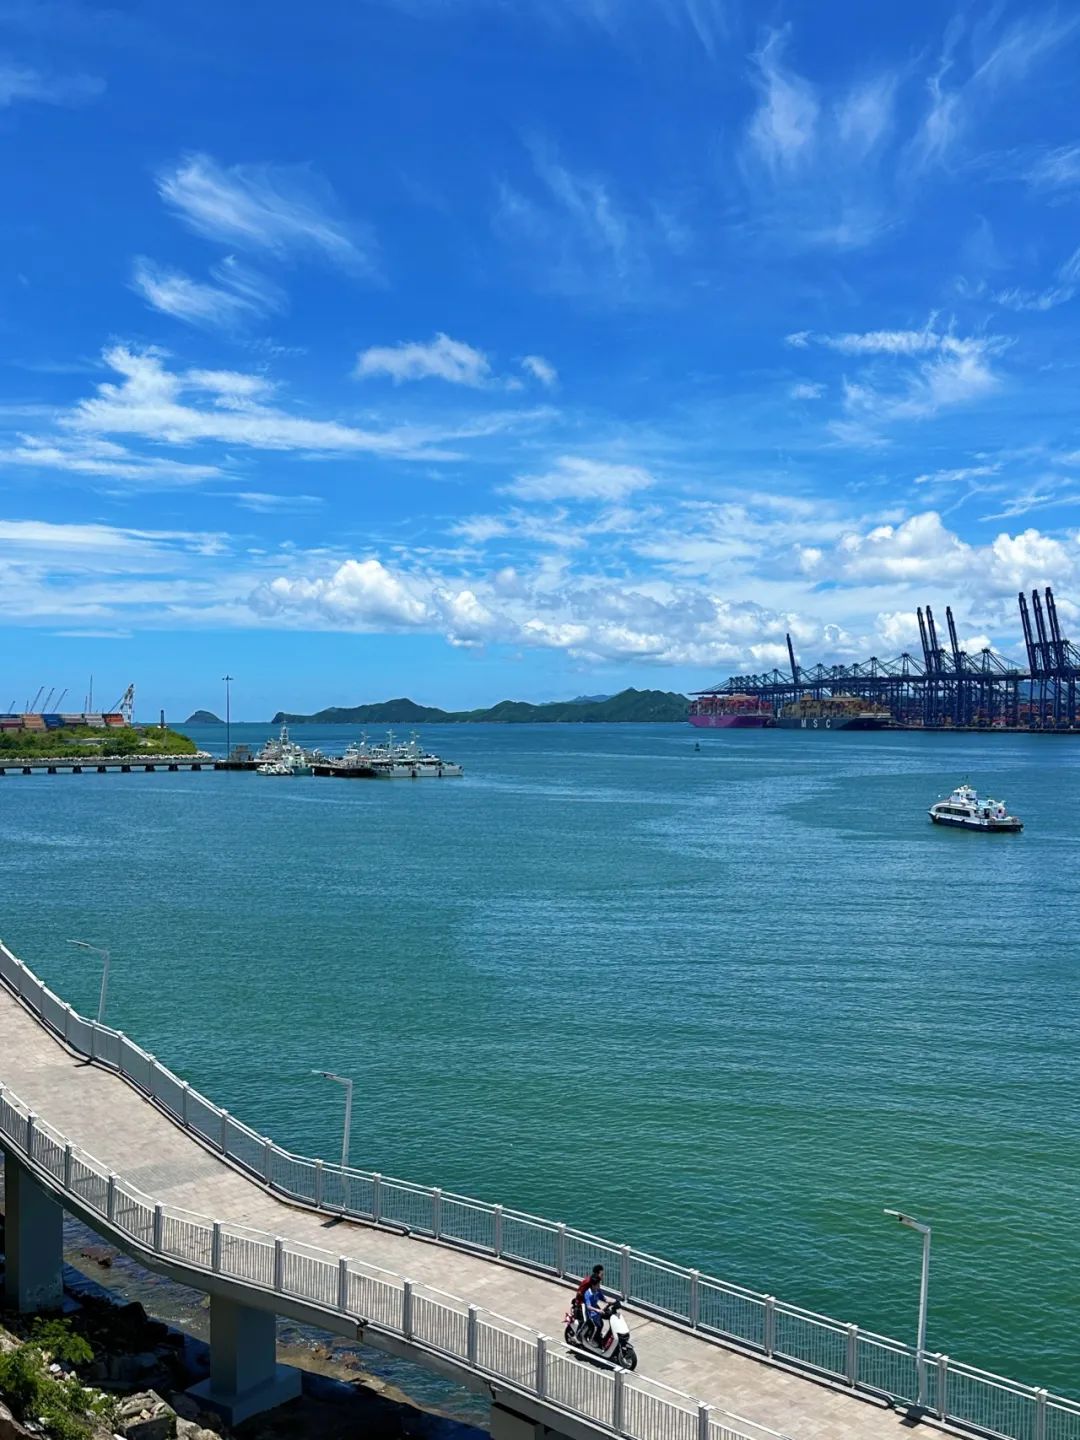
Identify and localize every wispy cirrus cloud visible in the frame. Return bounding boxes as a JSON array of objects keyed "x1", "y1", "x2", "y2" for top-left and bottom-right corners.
[
  {"x1": 994, "y1": 246, "x2": 1080, "y2": 313},
  {"x1": 504, "y1": 455, "x2": 655, "y2": 502},
  {"x1": 737, "y1": 27, "x2": 899, "y2": 250},
  {"x1": 0, "y1": 58, "x2": 103, "y2": 107},
  {"x1": 520, "y1": 354, "x2": 558, "y2": 388},
  {"x1": 495, "y1": 140, "x2": 673, "y2": 301},
  {"x1": 0, "y1": 435, "x2": 221, "y2": 486},
  {"x1": 909, "y1": 11, "x2": 1079, "y2": 173},
  {"x1": 131, "y1": 255, "x2": 285, "y2": 331},
  {"x1": 156, "y1": 153, "x2": 376, "y2": 274}
]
